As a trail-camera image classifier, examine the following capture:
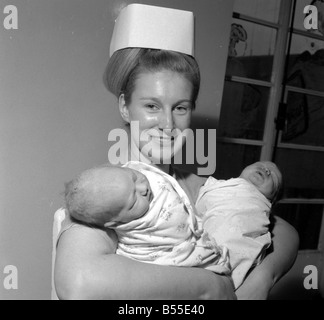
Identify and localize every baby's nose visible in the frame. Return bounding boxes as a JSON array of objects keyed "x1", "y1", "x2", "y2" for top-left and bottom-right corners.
[
  {"x1": 136, "y1": 181, "x2": 149, "y2": 195},
  {"x1": 263, "y1": 167, "x2": 271, "y2": 176}
]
